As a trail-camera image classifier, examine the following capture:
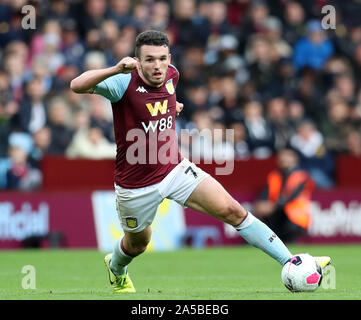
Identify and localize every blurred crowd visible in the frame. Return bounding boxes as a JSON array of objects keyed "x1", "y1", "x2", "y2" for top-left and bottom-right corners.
[{"x1": 1, "y1": 0, "x2": 361, "y2": 190}]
